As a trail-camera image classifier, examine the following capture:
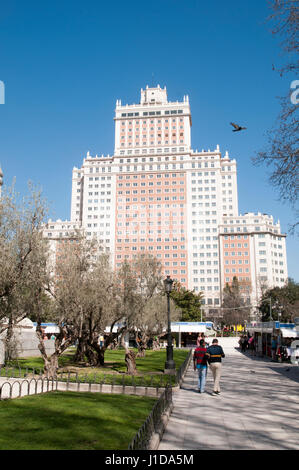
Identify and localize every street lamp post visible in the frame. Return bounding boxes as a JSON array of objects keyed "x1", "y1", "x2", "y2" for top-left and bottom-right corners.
[
  {"x1": 164, "y1": 276, "x2": 176, "y2": 374},
  {"x1": 263, "y1": 297, "x2": 273, "y2": 322}
]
